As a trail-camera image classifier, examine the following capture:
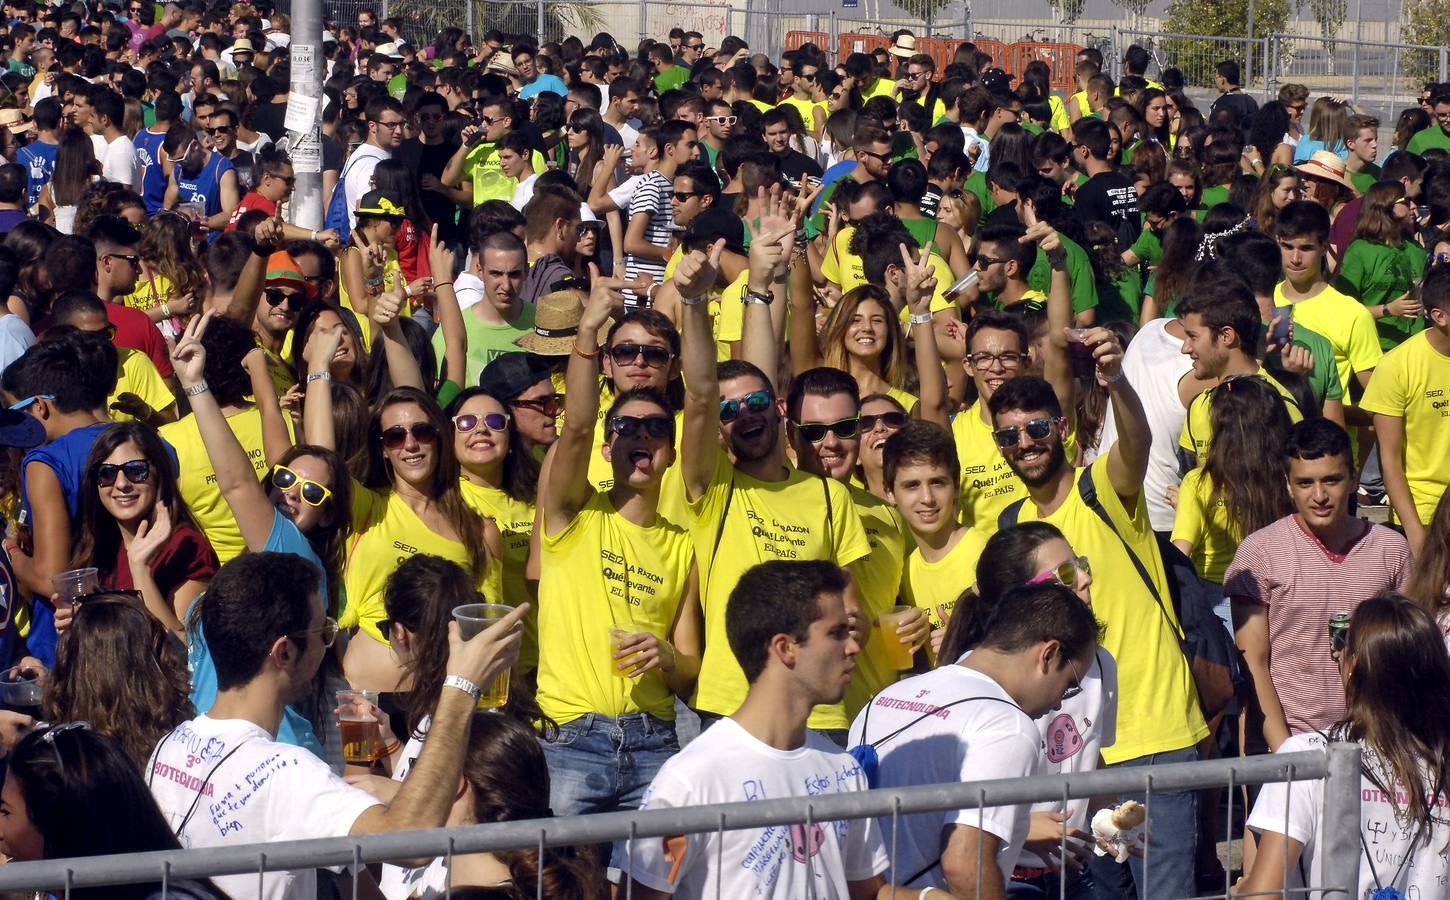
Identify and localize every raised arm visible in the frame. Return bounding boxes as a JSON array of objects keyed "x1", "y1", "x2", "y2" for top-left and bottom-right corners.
[
  {"x1": 299, "y1": 323, "x2": 345, "y2": 451},
  {"x1": 213, "y1": 224, "x2": 276, "y2": 322},
  {"x1": 676, "y1": 240, "x2": 727, "y2": 502},
  {"x1": 1024, "y1": 209, "x2": 1076, "y2": 426},
  {"x1": 1095, "y1": 328, "x2": 1149, "y2": 504},
  {"x1": 170, "y1": 312, "x2": 279, "y2": 551},
  {"x1": 241, "y1": 346, "x2": 293, "y2": 466},
  {"x1": 427, "y1": 226, "x2": 467, "y2": 391},
  {"x1": 899, "y1": 241, "x2": 949, "y2": 425},
  {"x1": 541, "y1": 268, "x2": 624, "y2": 534},
  {"x1": 739, "y1": 190, "x2": 795, "y2": 387},
  {"x1": 370, "y1": 290, "x2": 425, "y2": 390}
]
